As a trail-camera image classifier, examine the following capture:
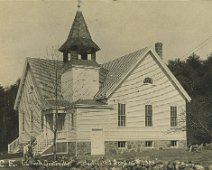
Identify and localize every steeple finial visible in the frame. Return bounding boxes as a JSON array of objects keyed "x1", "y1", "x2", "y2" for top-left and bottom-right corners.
[{"x1": 77, "y1": 0, "x2": 82, "y2": 11}]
